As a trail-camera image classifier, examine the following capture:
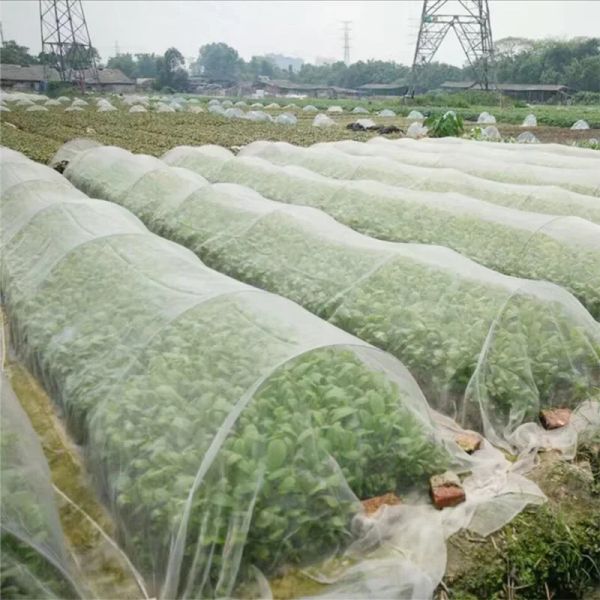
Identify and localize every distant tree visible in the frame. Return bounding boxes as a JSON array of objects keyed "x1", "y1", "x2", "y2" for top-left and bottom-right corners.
[
  {"x1": 156, "y1": 47, "x2": 189, "y2": 91},
  {"x1": 65, "y1": 43, "x2": 100, "y2": 70},
  {"x1": 493, "y1": 37, "x2": 600, "y2": 90},
  {"x1": 135, "y1": 53, "x2": 159, "y2": 78},
  {"x1": 241, "y1": 56, "x2": 273, "y2": 80},
  {"x1": 0, "y1": 40, "x2": 38, "y2": 65},
  {"x1": 195, "y1": 42, "x2": 241, "y2": 81},
  {"x1": 494, "y1": 37, "x2": 534, "y2": 58},
  {"x1": 107, "y1": 53, "x2": 137, "y2": 78},
  {"x1": 38, "y1": 43, "x2": 100, "y2": 71}
]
